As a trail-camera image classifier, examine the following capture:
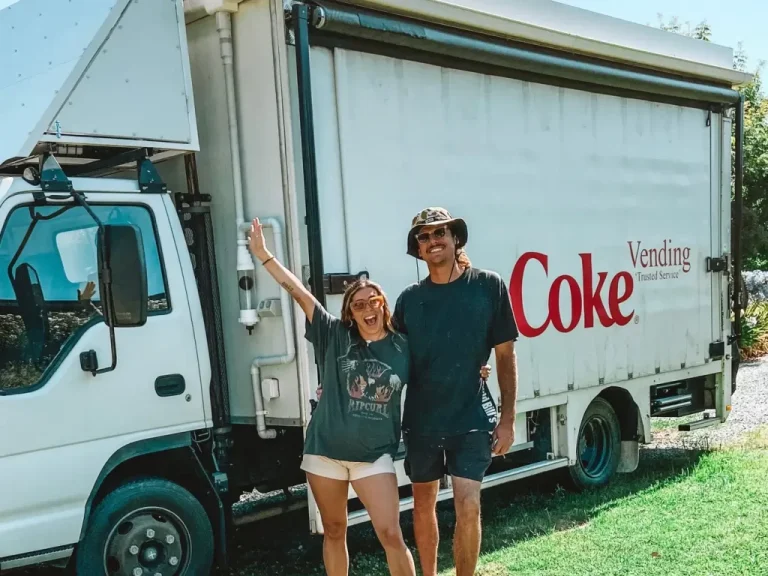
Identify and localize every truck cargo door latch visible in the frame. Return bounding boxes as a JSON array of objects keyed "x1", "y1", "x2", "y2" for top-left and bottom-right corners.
[
  {"x1": 706, "y1": 256, "x2": 728, "y2": 273},
  {"x1": 709, "y1": 341, "x2": 725, "y2": 360},
  {"x1": 319, "y1": 271, "x2": 370, "y2": 295}
]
